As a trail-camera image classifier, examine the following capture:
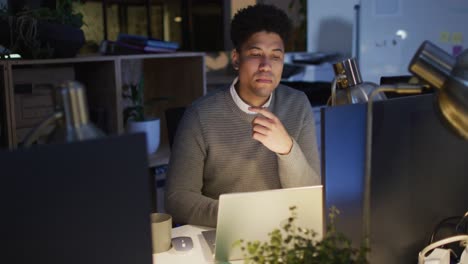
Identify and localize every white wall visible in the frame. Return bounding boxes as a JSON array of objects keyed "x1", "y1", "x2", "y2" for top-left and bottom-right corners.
[{"x1": 307, "y1": 0, "x2": 358, "y2": 56}]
